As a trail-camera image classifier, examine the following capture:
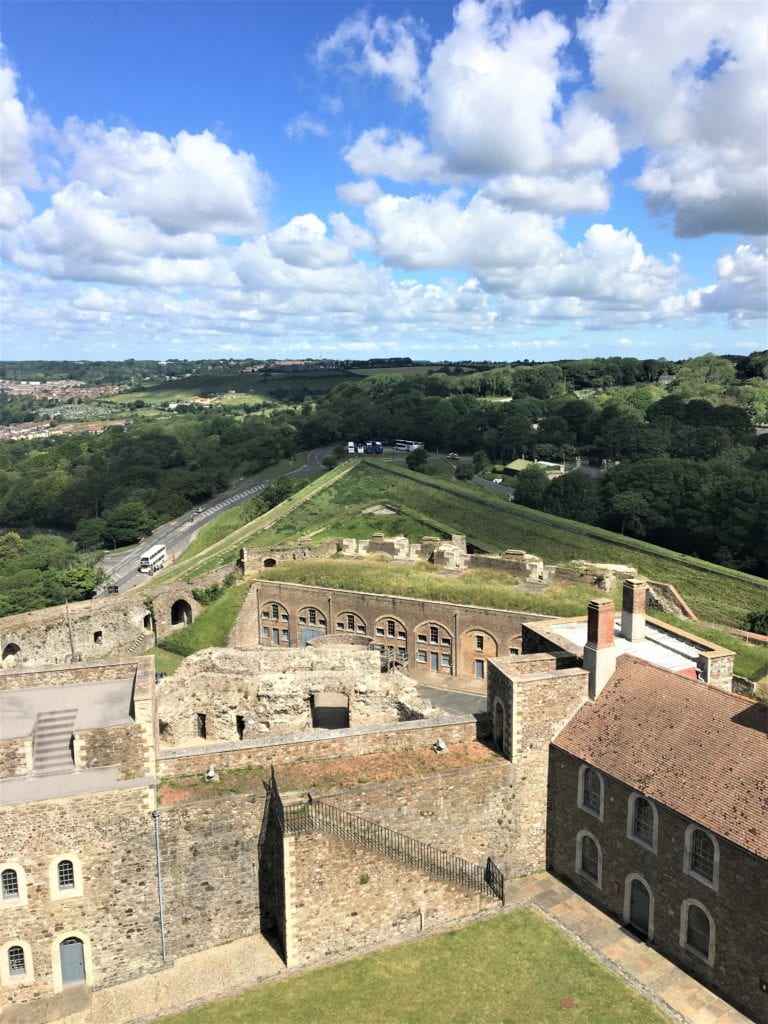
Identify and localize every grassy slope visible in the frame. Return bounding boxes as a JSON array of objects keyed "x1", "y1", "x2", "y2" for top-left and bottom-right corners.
[
  {"x1": 160, "y1": 909, "x2": 667, "y2": 1024},
  {"x1": 158, "y1": 581, "x2": 249, "y2": 656},
  {"x1": 262, "y1": 560, "x2": 604, "y2": 619},
  {"x1": 208, "y1": 460, "x2": 766, "y2": 628}
]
